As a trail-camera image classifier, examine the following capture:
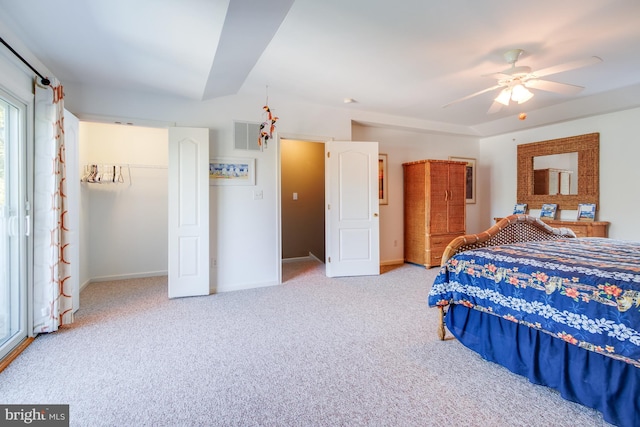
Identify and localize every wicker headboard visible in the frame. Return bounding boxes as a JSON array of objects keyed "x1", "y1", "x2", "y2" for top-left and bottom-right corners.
[{"x1": 440, "y1": 214, "x2": 577, "y2": 266}]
